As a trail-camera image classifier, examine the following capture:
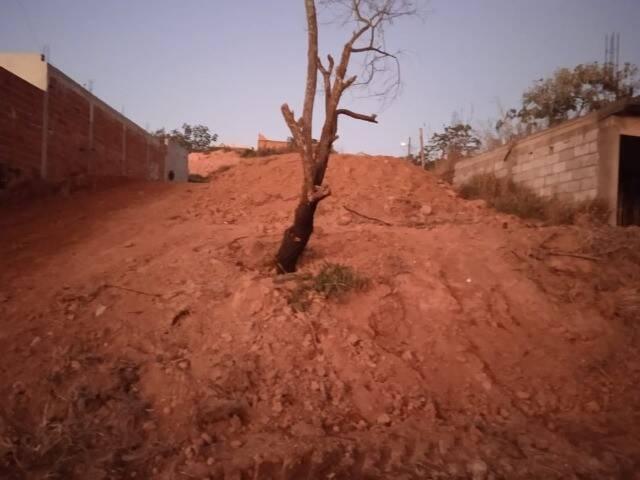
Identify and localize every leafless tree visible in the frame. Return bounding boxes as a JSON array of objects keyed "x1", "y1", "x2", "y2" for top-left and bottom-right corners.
[{"x1": 275, "y1": 0, "x2": 418, "y2": 273}]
